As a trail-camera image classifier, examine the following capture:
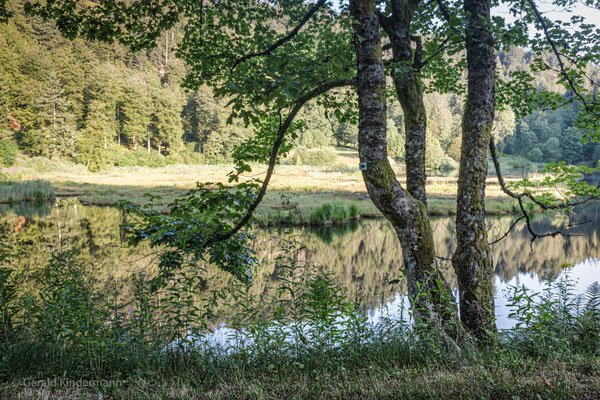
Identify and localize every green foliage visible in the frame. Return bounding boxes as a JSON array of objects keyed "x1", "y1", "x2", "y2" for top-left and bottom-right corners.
[
  {"x1": 119, "y1": 182, "x2": 262, "y2": 286},
  {"x1": 0, "y1": 265, "x2": 17, "y2": 343},
  {"x1": 0, "y1": 139, "x2": 17, "y2": 167},
  {"x1": 6, "y1": 157, "x2": 88, "y2": 178},
  {"x1": 309, "y1": 202, "x2": 360, "y2": 225},
  {"x1": 0, "y1": 1, "x2": 598, "y2": 176},
  {"x1": 121, "y1": 151, "x2": 167, "y2": 168},
  {"x1": 507, "y1": 269, "x2": 600, "y2": 357},
  {"x1": 33, "y1": 72, "x2": 75, "y2": 158},
  {"x1": 387, "y1": 126, "x2": 406, "y2": 161},
  {"x1": 334, "y1": 122, "x2": 358, "y2": 149},
  {"x1": 32, "y1": 249, "x2": 114, "y2": 365},
  {"x1": 426, "y1": 136, "x2": 457, "y2": 171},
  {"x1": 1, "y1": 238, "x2": 600, "y2": 392},
  {"x1": 527, "y1": 147, "x2": 543, "y2": 162},
  {"x1": 284, "y1": 147, "x2": 337, "y2": 167}
]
